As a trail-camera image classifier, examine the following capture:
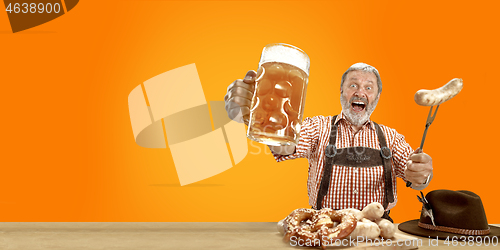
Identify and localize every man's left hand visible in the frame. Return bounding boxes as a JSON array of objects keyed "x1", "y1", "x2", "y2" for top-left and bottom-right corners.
[{"x1": 405, "y1": 148, "x2": 433, "y2": 187}]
